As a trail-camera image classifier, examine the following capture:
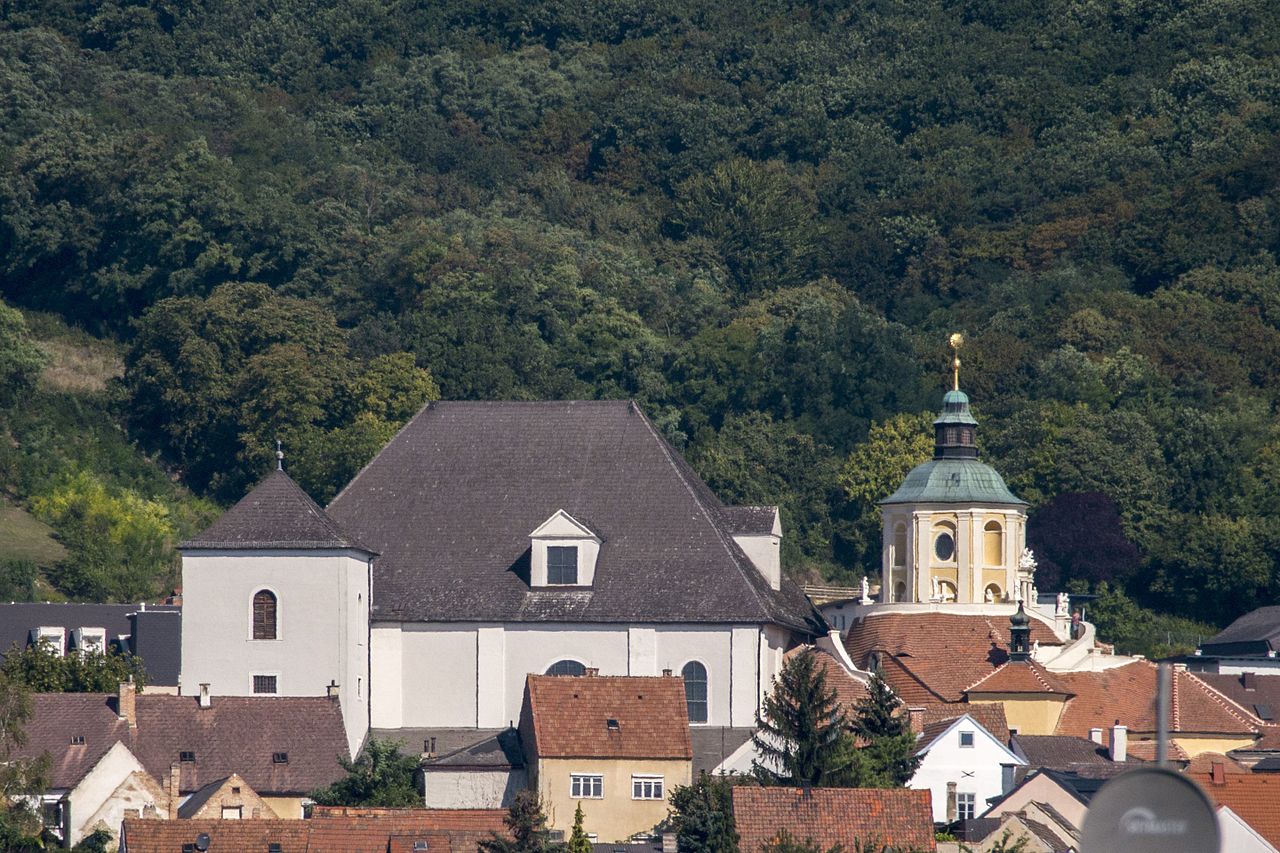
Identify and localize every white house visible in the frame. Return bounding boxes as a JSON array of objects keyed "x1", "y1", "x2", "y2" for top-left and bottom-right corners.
[
  {"x1": 180, "y1": 401, "x2": 823, "y2": 753},
  {"x1": 910, "y1": 713, "x2": 1025, "y2": 824}
]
